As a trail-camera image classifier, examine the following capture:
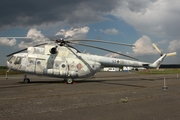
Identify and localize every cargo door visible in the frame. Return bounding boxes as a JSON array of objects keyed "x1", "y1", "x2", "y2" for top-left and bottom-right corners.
[
  {"x1": 35, "y1": 59, "x2": 45, "y2": 74},
  {"x1": 26, "y1": 58, "x2": 36, "y2": 73}
]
